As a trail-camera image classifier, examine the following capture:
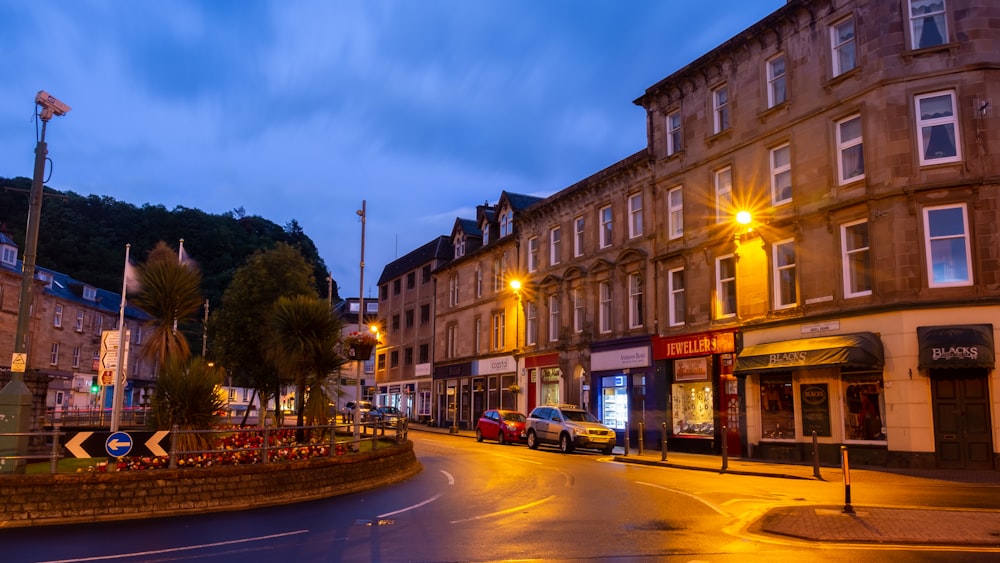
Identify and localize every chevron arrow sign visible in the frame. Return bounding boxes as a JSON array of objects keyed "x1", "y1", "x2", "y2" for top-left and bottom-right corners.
[{"x1": 63, "y1": 431, "x2": 170, "y2": 459}]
